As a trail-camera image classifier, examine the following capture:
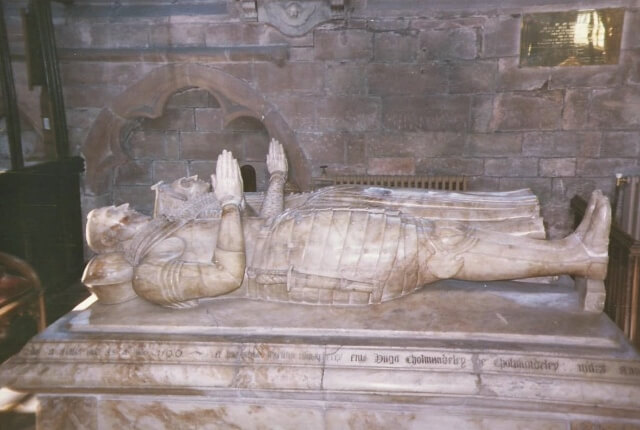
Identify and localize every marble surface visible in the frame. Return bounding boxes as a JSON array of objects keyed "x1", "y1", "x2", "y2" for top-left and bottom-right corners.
[
  {"x1": 2, "y1": 278, "x2": 640, "y2": 429},
  {"x1": 69, "y1": 278, "x2": 620, "y2": 348}
]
